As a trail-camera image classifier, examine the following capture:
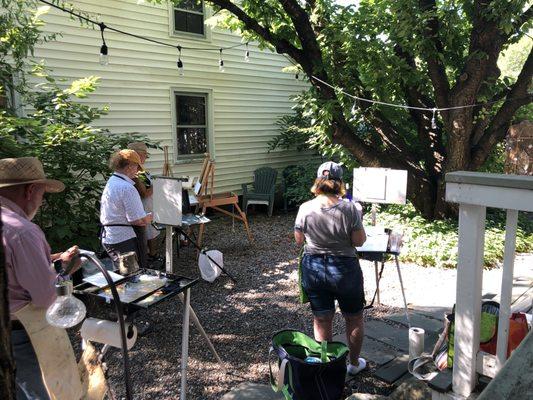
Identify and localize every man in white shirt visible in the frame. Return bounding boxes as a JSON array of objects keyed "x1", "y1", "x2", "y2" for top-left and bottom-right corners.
[{"x1": 100, "y1": 150, "x2": 153, "y2": 268}]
